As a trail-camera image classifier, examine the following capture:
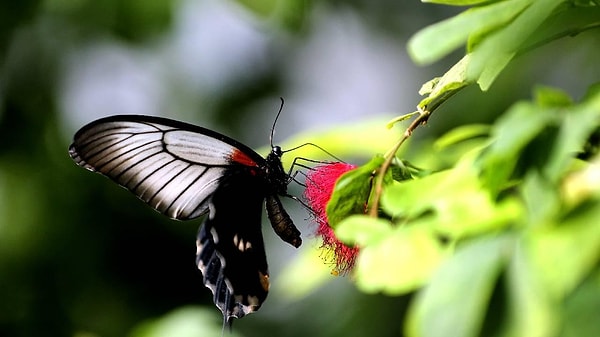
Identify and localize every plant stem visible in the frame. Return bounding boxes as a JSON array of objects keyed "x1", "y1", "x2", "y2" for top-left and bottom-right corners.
[{"x1": 368, "y1": 109, "x2": 431, "y2": 217}]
